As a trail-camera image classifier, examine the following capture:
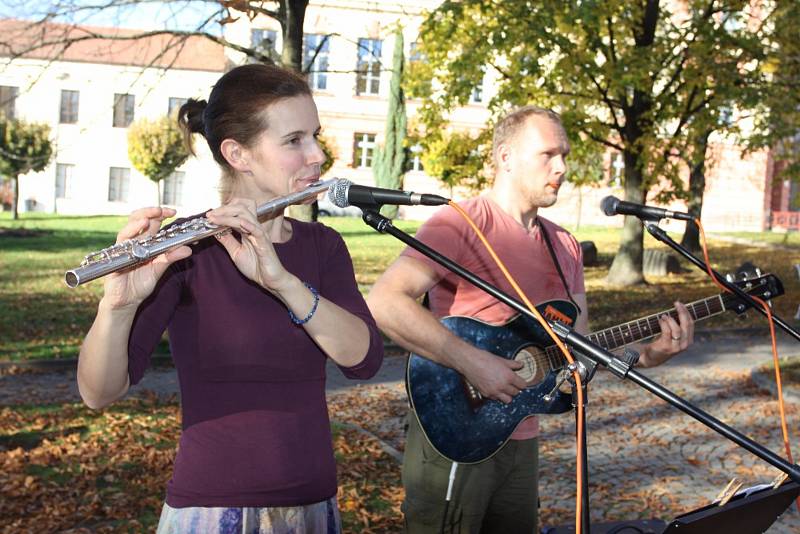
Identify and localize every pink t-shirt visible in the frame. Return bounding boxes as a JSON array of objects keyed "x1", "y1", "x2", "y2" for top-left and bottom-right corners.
[{"x1": 401, "y1": 196, "x2": 585, "y2": 439}]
